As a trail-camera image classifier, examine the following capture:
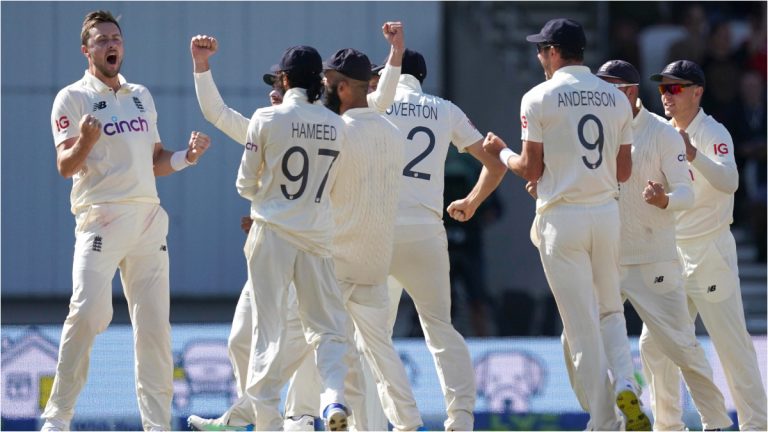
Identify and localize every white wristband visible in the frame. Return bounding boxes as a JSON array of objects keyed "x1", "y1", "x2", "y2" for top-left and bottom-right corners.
[
  {"x1": 499, "y1": 148, "x2": 517, "y2": 165},
  {"x1": 170, "y1": 150, "x2": 194, "y2": 171}
]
